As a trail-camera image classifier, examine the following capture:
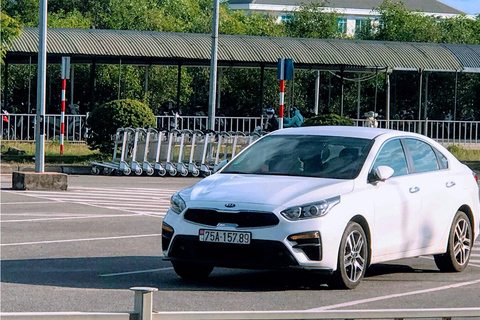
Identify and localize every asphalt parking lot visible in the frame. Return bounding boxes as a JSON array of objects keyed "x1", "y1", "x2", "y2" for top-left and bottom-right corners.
[{"x1": 1, "y1": 174, "x2": 480, "y2": 313}]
